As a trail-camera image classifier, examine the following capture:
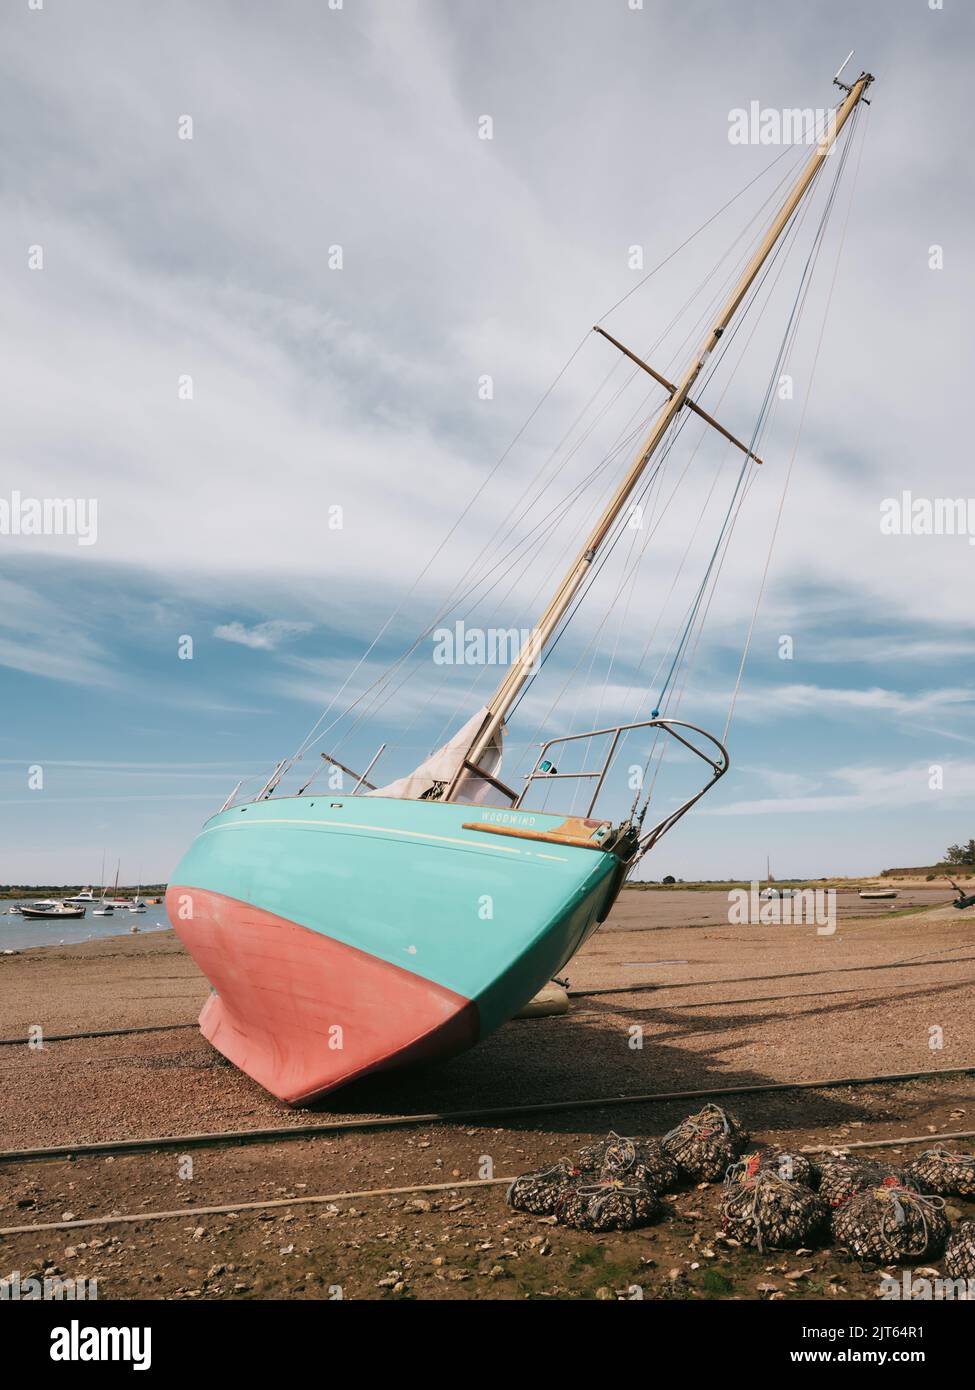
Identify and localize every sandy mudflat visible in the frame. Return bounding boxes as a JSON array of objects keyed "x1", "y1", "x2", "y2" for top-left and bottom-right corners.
[{"x1": 0, "y1": 886, "x2": 973, "y2": 1300}]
